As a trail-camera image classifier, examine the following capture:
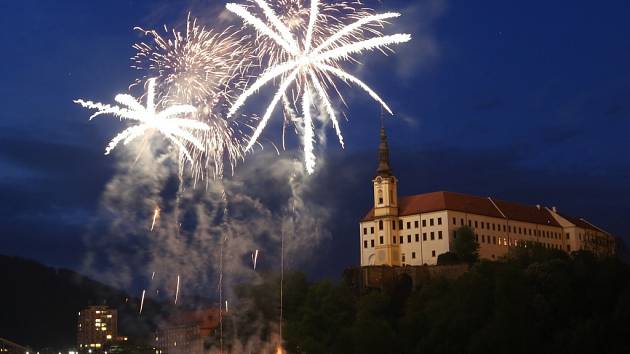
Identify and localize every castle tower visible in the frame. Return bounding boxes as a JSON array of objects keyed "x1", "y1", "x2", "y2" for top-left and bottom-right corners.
[{"x1": 372, "y1": 120, "x2": 400, "y2": 266}]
